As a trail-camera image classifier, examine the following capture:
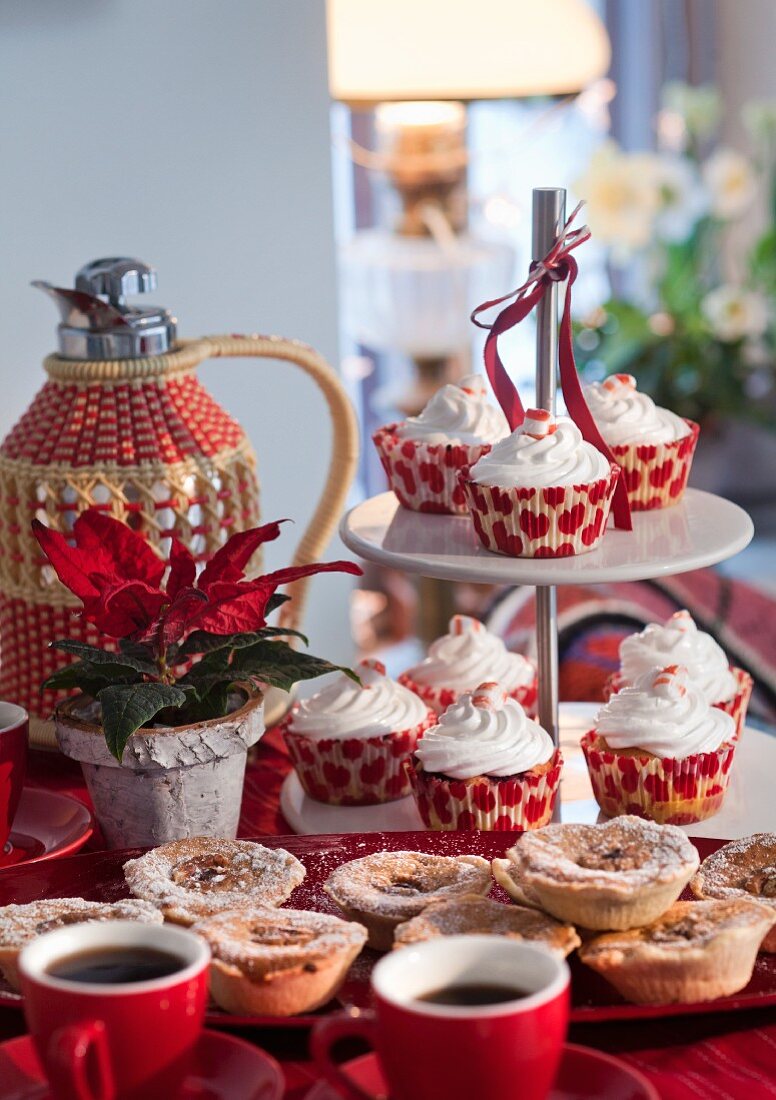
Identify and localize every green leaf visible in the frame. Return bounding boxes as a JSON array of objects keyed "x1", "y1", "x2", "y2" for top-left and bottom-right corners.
[
  {"x1": 179, "y1": 631, "x2": 266, "y2": 658},
  {"x1": 265, "y1": 592, "x2": 291, "y2": 615},
  {"x1": 231, "y1": 640, "x2": 359, "y2": 693},
  {"x1": 51, "y1": 640, "x2": 156, "y2": 676},
  {"x1": 118, "y1": 638, "x2": 157, "y2": 665},
  {"x1": 96, "y1": 683, "x2": 187, "y2": 761},
  {"x1": 42, "y1": 661, "x2": 137, "y2": 697}
]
